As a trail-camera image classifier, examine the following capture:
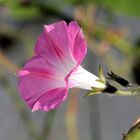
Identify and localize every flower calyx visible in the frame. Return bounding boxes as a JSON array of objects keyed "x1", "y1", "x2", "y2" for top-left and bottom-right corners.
[
  {"x1": 84, "y1": 65, "x2": 140, "y2": 97},
  {"x1": 84, "y1": 65, "x2": 108, "y2": 97}
]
